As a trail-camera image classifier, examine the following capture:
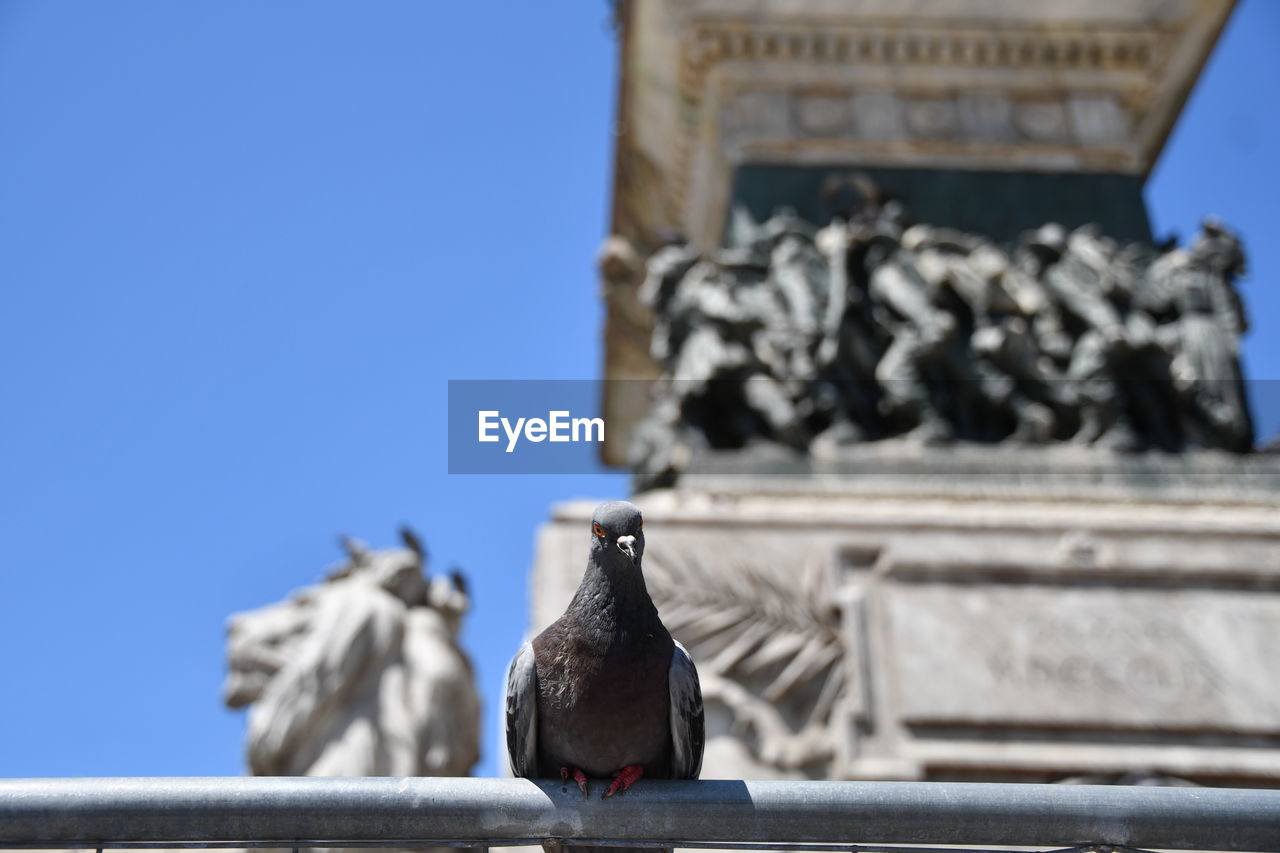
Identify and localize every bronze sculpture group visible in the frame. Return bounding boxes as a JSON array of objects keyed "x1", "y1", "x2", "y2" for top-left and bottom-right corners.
[{"x1": 632, "y1": 195, "x2": 1252, "y2": 487}]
